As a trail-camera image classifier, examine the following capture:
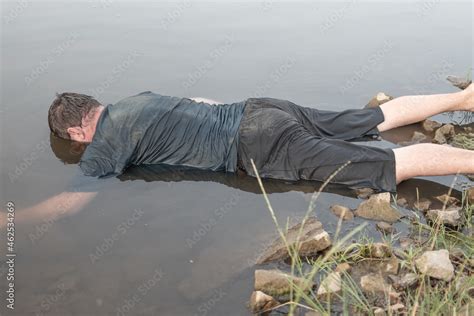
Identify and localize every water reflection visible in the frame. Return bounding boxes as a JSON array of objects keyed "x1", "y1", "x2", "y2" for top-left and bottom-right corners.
[{"x1": 50, "y1": 131, "x2": 464, "y2": 202}]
